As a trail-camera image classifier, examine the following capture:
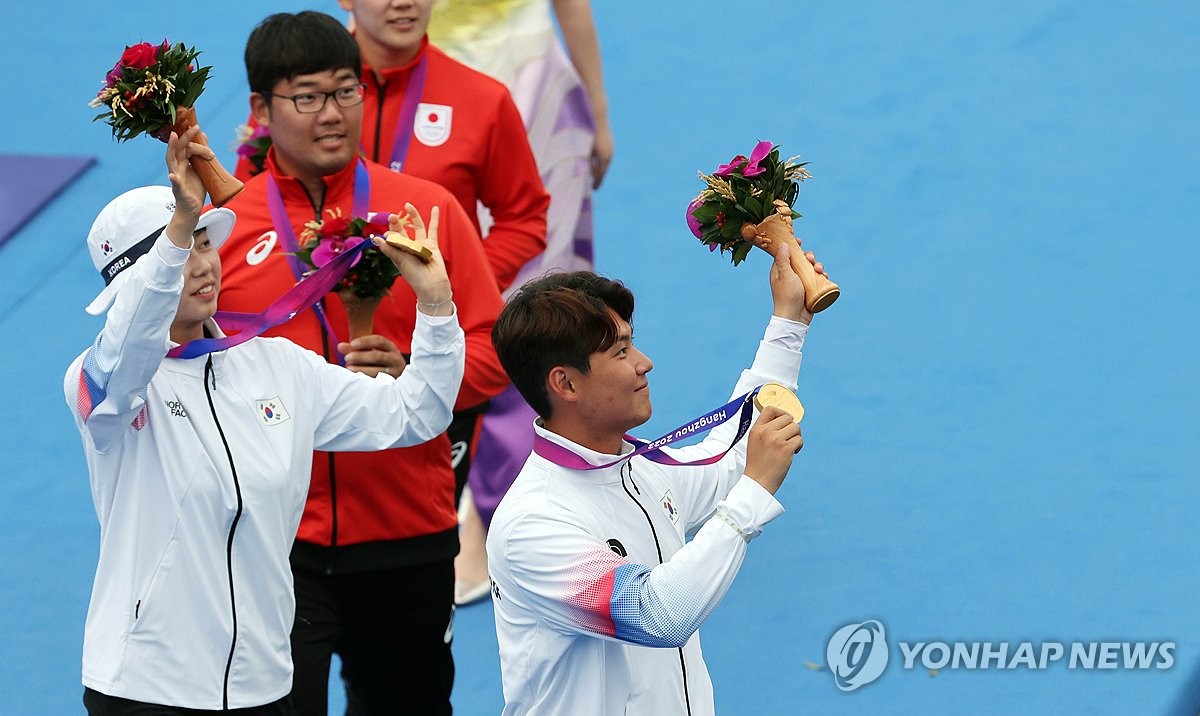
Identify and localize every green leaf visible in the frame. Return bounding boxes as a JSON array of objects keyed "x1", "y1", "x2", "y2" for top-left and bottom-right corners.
[
  {"x1": 690, "y1": 202, "x2": 719, "y2": 222},
  {"x1": 731, "y1": 242, "x2": 753, "y2": 265},
  {"x1": 744, "y1": 195, "x2": 763, "y2": 219}
]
